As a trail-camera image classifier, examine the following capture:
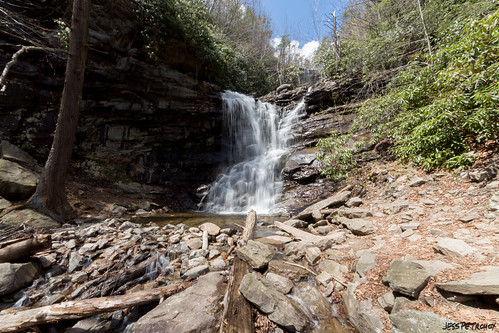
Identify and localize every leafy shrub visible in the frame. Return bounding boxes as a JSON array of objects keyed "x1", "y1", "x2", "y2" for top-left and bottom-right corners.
[{"x1": 317, "y1": 131, "x2": 355, "y2": 179}]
